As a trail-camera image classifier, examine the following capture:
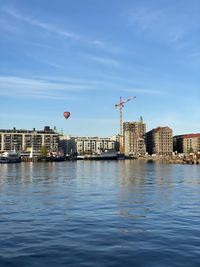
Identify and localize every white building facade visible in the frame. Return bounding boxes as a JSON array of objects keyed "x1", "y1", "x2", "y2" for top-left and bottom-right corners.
[{"x1": 75, "y1": 137, "x2": 117, "y2": 155}]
